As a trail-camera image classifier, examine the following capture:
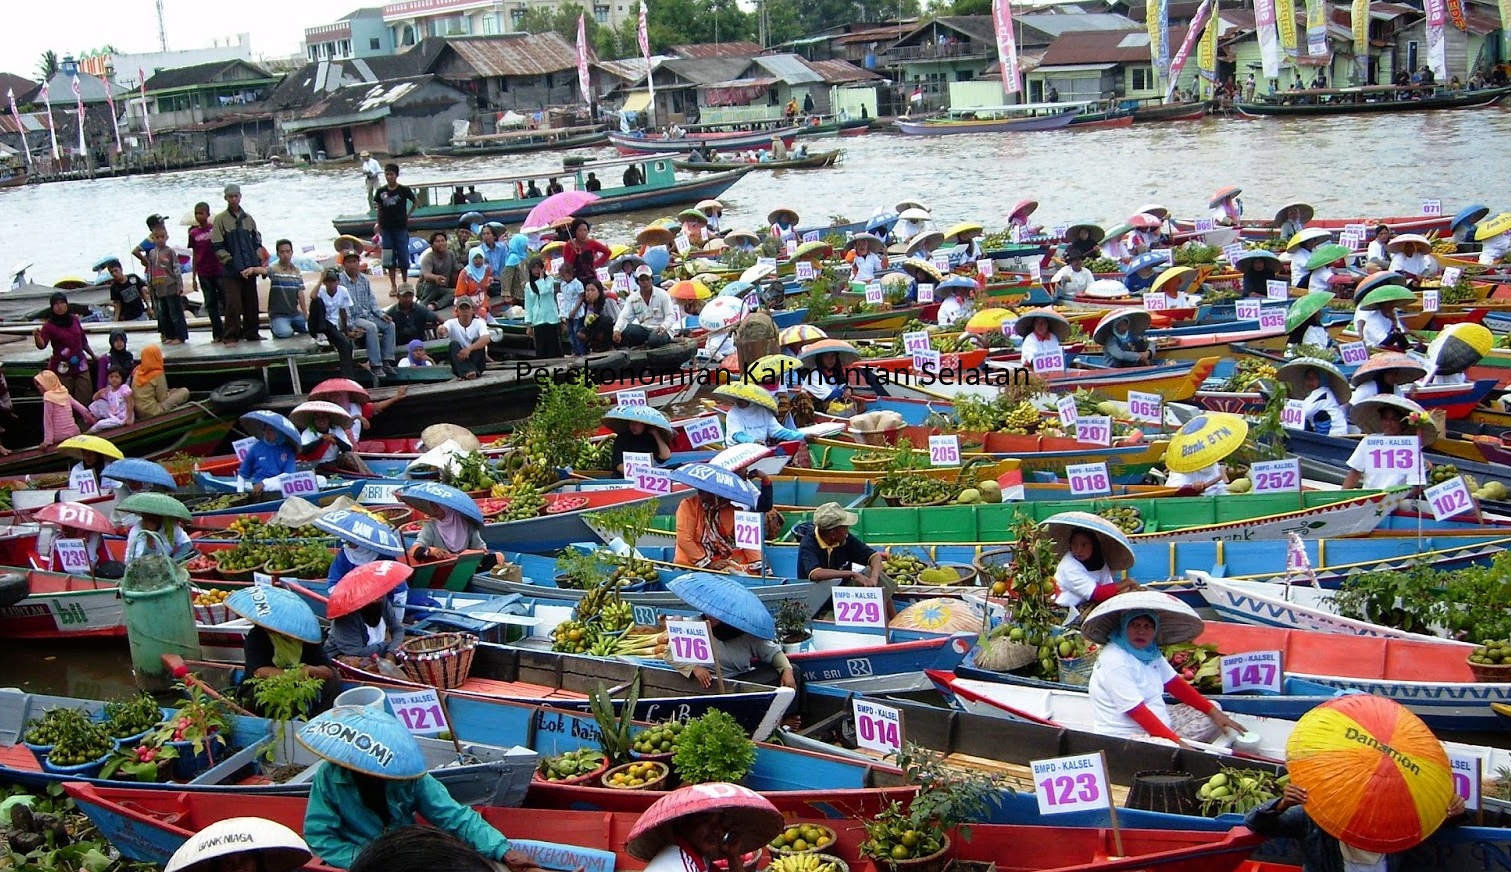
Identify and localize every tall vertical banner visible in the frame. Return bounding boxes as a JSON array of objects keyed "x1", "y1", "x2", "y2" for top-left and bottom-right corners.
[
  {"x1": 1305, "y1": 0, "x2": 1329, "y2": 55},
  {"x1": 1166, "y1": 0, "x2": 1212, "y2": 100},
  {"x1": 636, "y1": 3, "x2": 654, "y2": 122},
  {"x1": 992, "y1": 0, "x2": 1022, "y2": 94},
  {"x1": 1255, "y1": 0, "x2": 1281, "y2": 79},
  {"x1": 70, "y1": 75, "x2": 85, "y2": 157},
  {"x1": 1424, "y1": 0, "x2": 1448, "y2": 80},
  {"x1": 1198, "y1": 0, "x2": 1220, "y2": 90},
  {"x1": 1158, "y1": 0, "x2": 1171, "y2": 73},
  {"x1": 1502, "y1": 0, "x2": 1511, "y2": 60},
  {"x1": 40, "y1": 81, "x2": 59, "y2": 160},
  {"x1": 1353, "y1": 0, "x2": 1371, "y2": 81},
  {"x1": 139, "y1": 68, "x2": 153, "y2": 145},
  {"x1": 575, "y1": 14, "x2": 591, "y2": 105},
  {"x1": 1146, "y1": 0, "x2": 1164, "y2": 77},
  {"x1": 103, "y1": 82, "x2": 121, "y2": 153},
  {"x1": 1276, "y1": 0, "x2": 1298, "y2": 58},
  {"x1": 6, "y1": 89, "x2": 31, "y2": 167}
]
